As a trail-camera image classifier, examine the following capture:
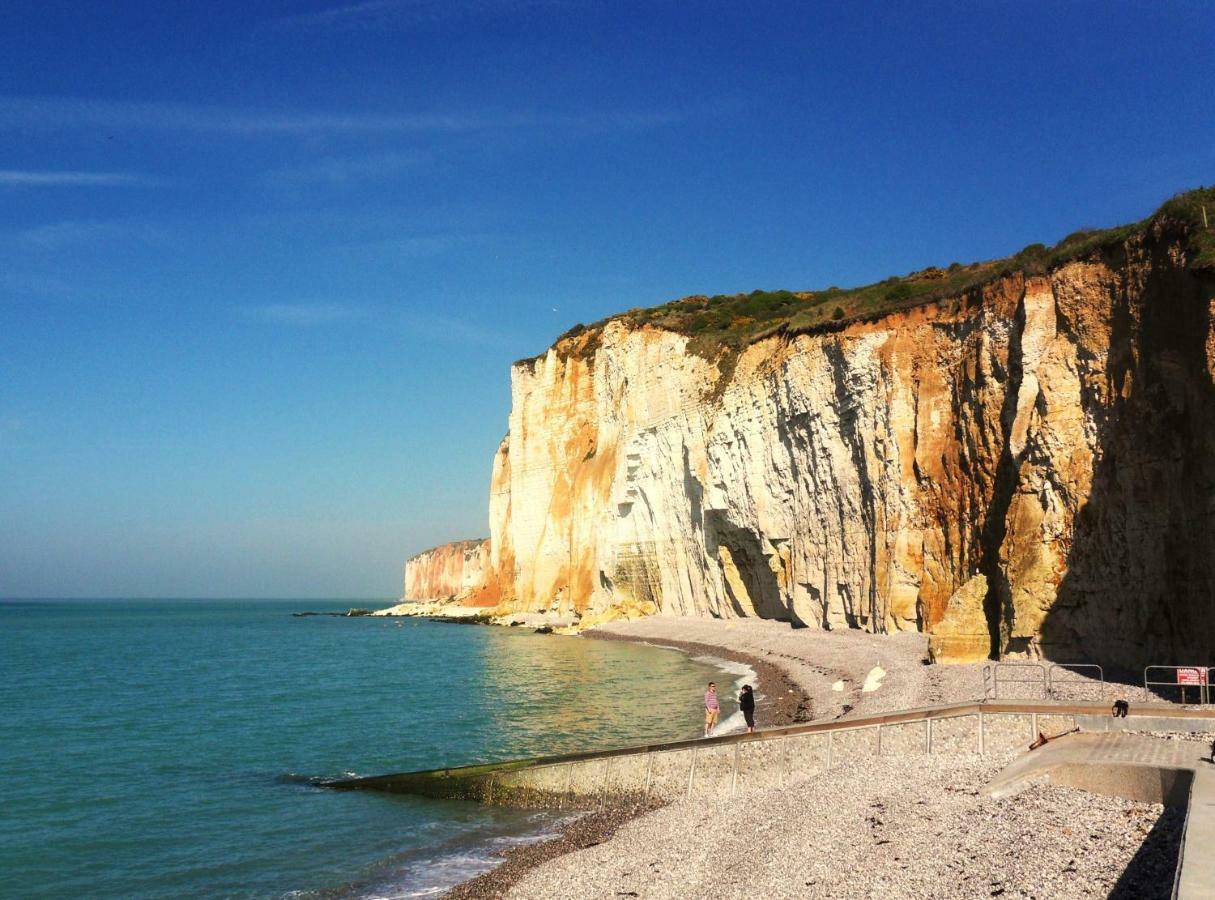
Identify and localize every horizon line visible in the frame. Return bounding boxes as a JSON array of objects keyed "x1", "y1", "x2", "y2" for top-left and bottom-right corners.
[{"x1": 0, "y1": 596, "x2": 400, "y2": 602}]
